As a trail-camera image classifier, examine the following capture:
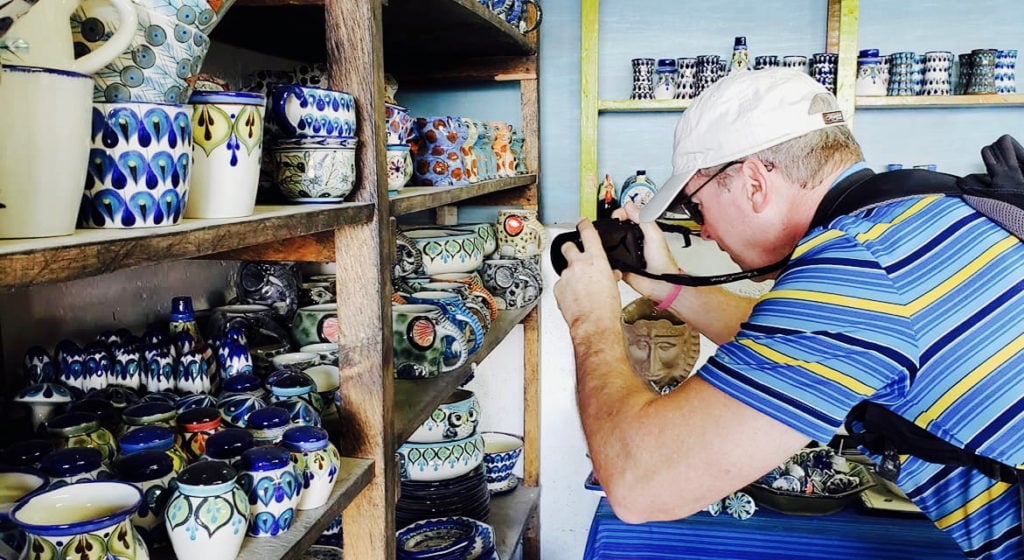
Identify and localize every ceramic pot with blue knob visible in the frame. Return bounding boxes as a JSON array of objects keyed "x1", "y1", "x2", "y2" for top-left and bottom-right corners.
[
  {"x1": 46, "y1": 411, "x2": 117, "y2": 464},
  {"x1": 281, "y1": 426, "x2": 340, "y2": 510},
  {"x1": 245, "y1": 406, "x2": 292, "y2": 446},
  {"x1": 236, "y1": 446, "x2": 302, "y2": 537},
  {"x1": 114, "y1": 450, "x2": 175, "y2": 546},
  {"x1": 119, "y1": 425, "x2": 188, "y2": 473},
  {"x1": 165, "y1": 461, "x2": 249, "y2": 560},
  {"x1": 175, "y1": 393, "x2": 219, "y2": 414},
  {"x1": 218, "y1": 393, "x2": 268, "y2": 428},
  {"x1": 39, "y1": 447, "x2": 113, "y2": 488},
  {"x1": 201, "y1": 428, "x2": 255, "y2": 467}
]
